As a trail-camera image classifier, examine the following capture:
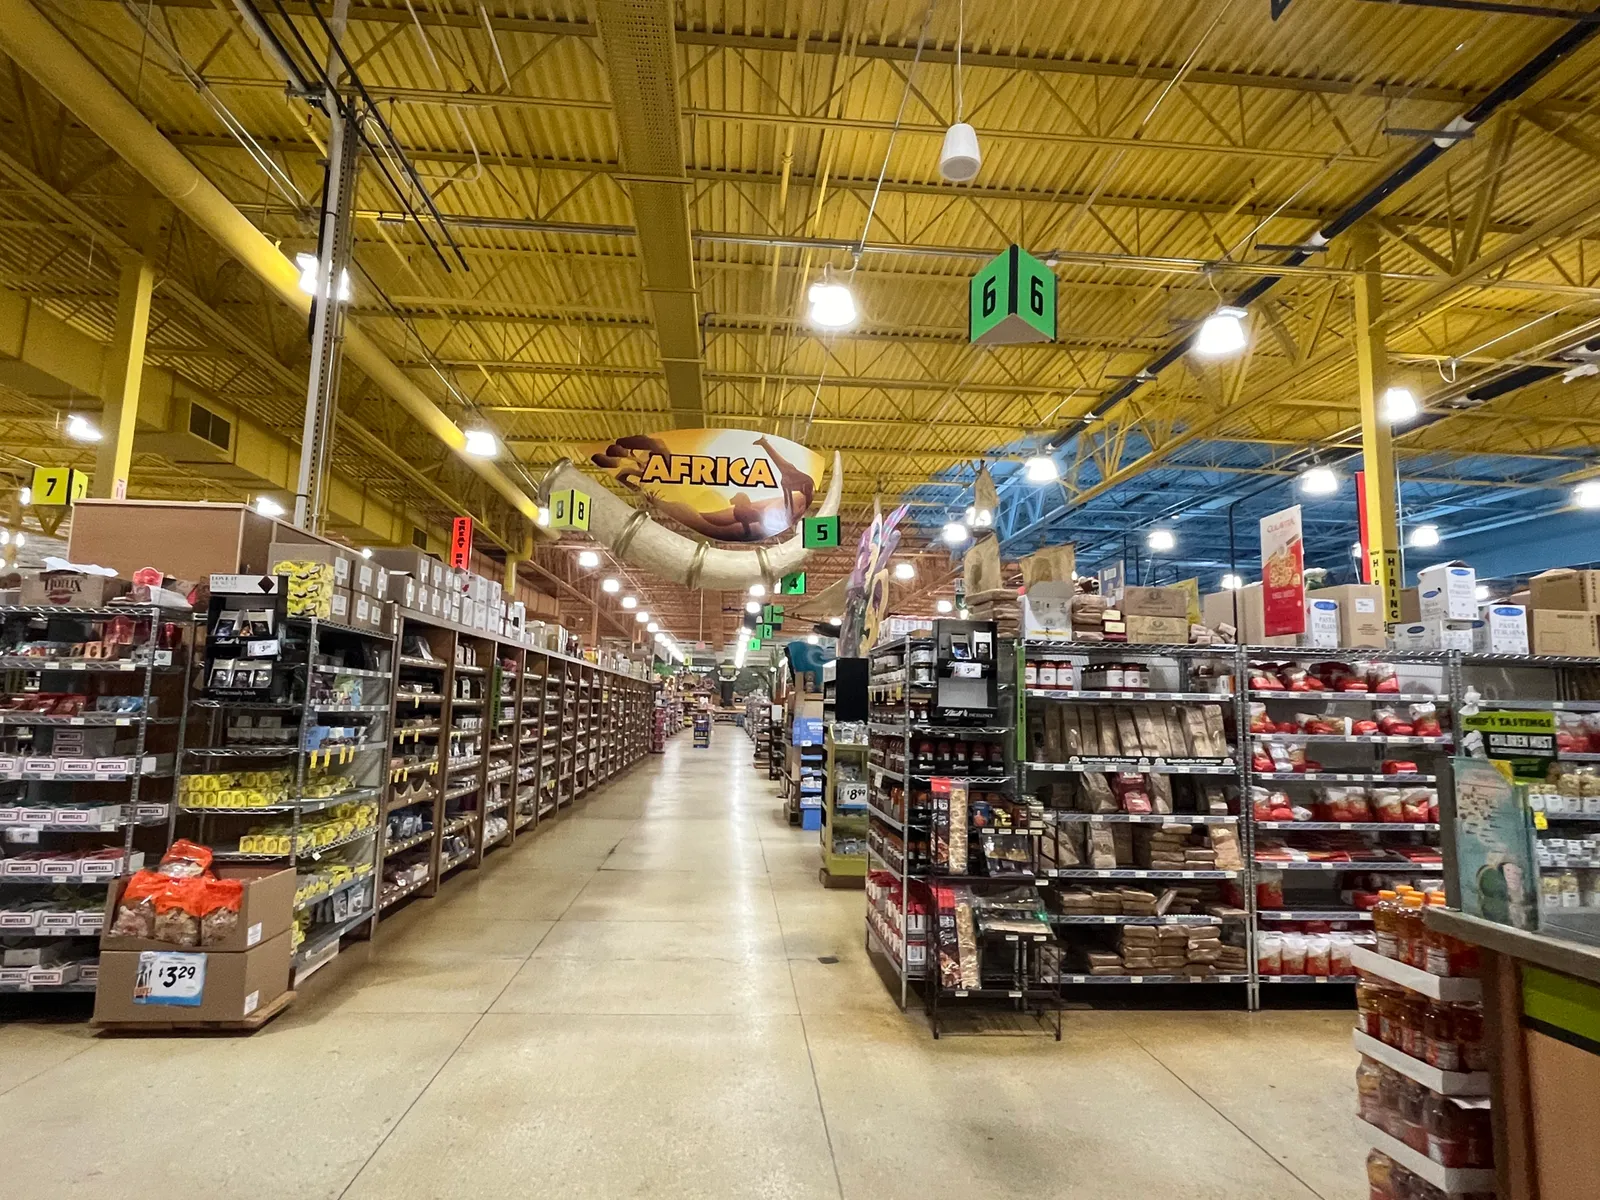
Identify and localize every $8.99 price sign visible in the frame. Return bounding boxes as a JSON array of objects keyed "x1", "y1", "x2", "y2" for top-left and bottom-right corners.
[{"x1": 133, "y1": 950, "x2": 207, "y2": 1006}]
